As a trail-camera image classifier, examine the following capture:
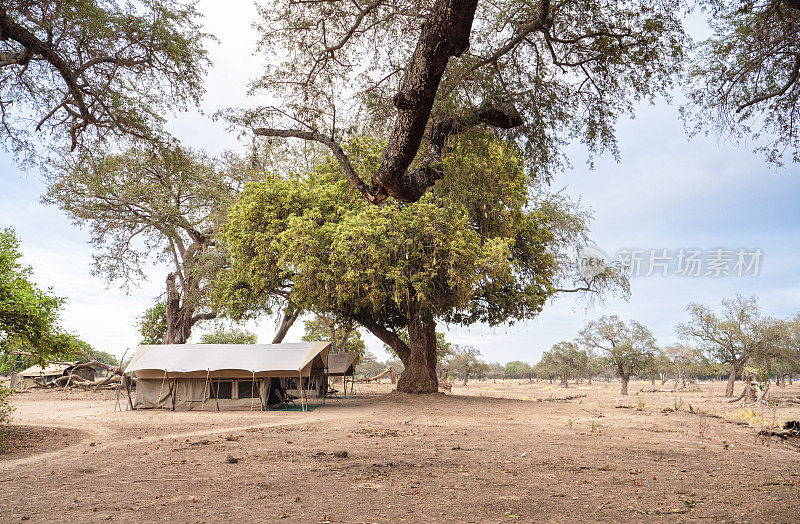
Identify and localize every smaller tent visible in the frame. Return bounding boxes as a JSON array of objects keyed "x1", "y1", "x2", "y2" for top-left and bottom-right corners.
[
  {"x1": 126, "y1": 342, "x2": 332, "y2": 411},
  {"x1": 326, "y1": 352, "x2": 359, "y2": 397},
  {"x1": 18, "y1": 362, "x2": 95, "y2": 388}
]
